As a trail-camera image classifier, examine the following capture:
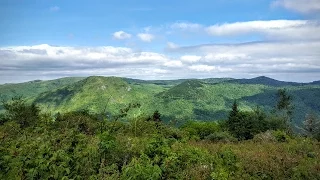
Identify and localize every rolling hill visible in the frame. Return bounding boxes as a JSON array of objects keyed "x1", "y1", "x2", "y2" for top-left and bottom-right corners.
[
  {"x1": 228, "y1": 76, "x2": 302, "y2": 86},
  {"x1": 1, "y1": 76, "x2": 320, "y2": 126}
]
